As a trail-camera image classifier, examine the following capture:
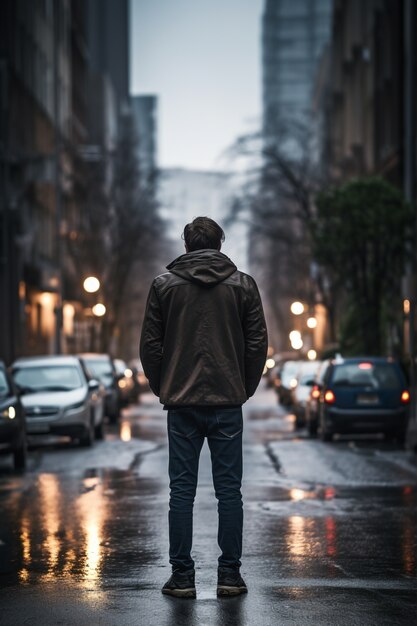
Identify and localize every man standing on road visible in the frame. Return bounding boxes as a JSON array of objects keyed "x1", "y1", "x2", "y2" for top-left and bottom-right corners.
[{"x1": 140, "y1": 217, "x2": 267, "y2": 598}]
